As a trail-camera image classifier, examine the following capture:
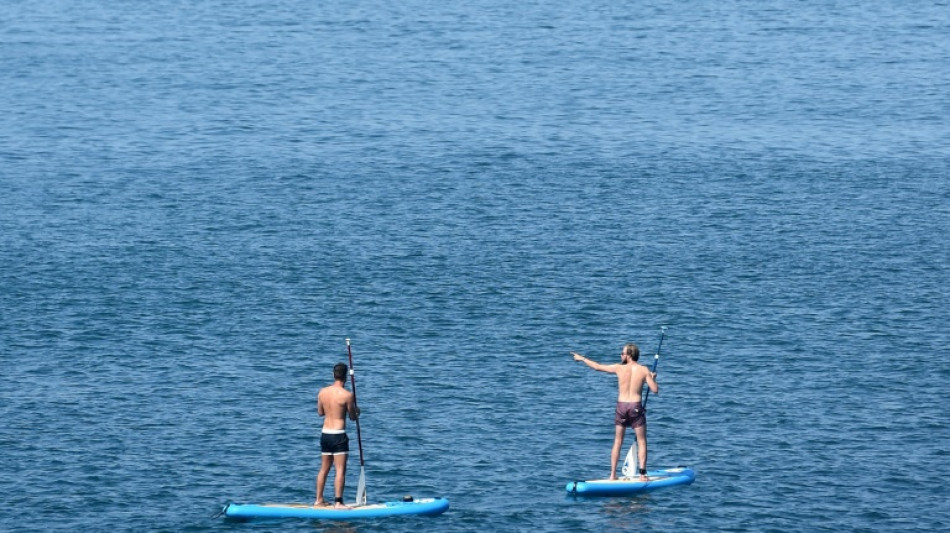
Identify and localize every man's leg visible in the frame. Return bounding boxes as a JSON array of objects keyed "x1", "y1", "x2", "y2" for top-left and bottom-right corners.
[
  {"x1": 332, "y1": 453, "x2": 349, "y2": 508},
  {"x1": 315, "y1": 454, "x2": 333, "y2": 506},
  {"x1": 634, "y1": 424, "x2": 648, "y2": 480},
  {"x1": 610, "y1": 425, "x2": 625, "y2": 480}
]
